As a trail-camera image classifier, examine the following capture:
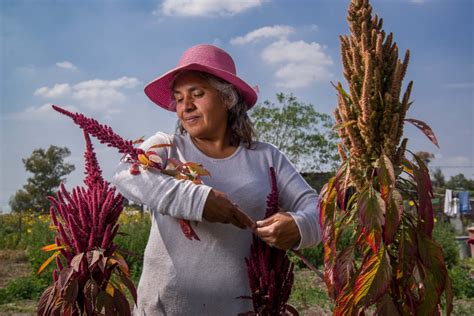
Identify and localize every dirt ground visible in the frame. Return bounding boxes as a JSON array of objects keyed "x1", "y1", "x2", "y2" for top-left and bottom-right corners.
[
  {"x1": 0, "y1": 250, "x2": 30, "y2": 288},
  {"x1": 0, "y1": 250, "x2": 36, "y2": 315}
]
